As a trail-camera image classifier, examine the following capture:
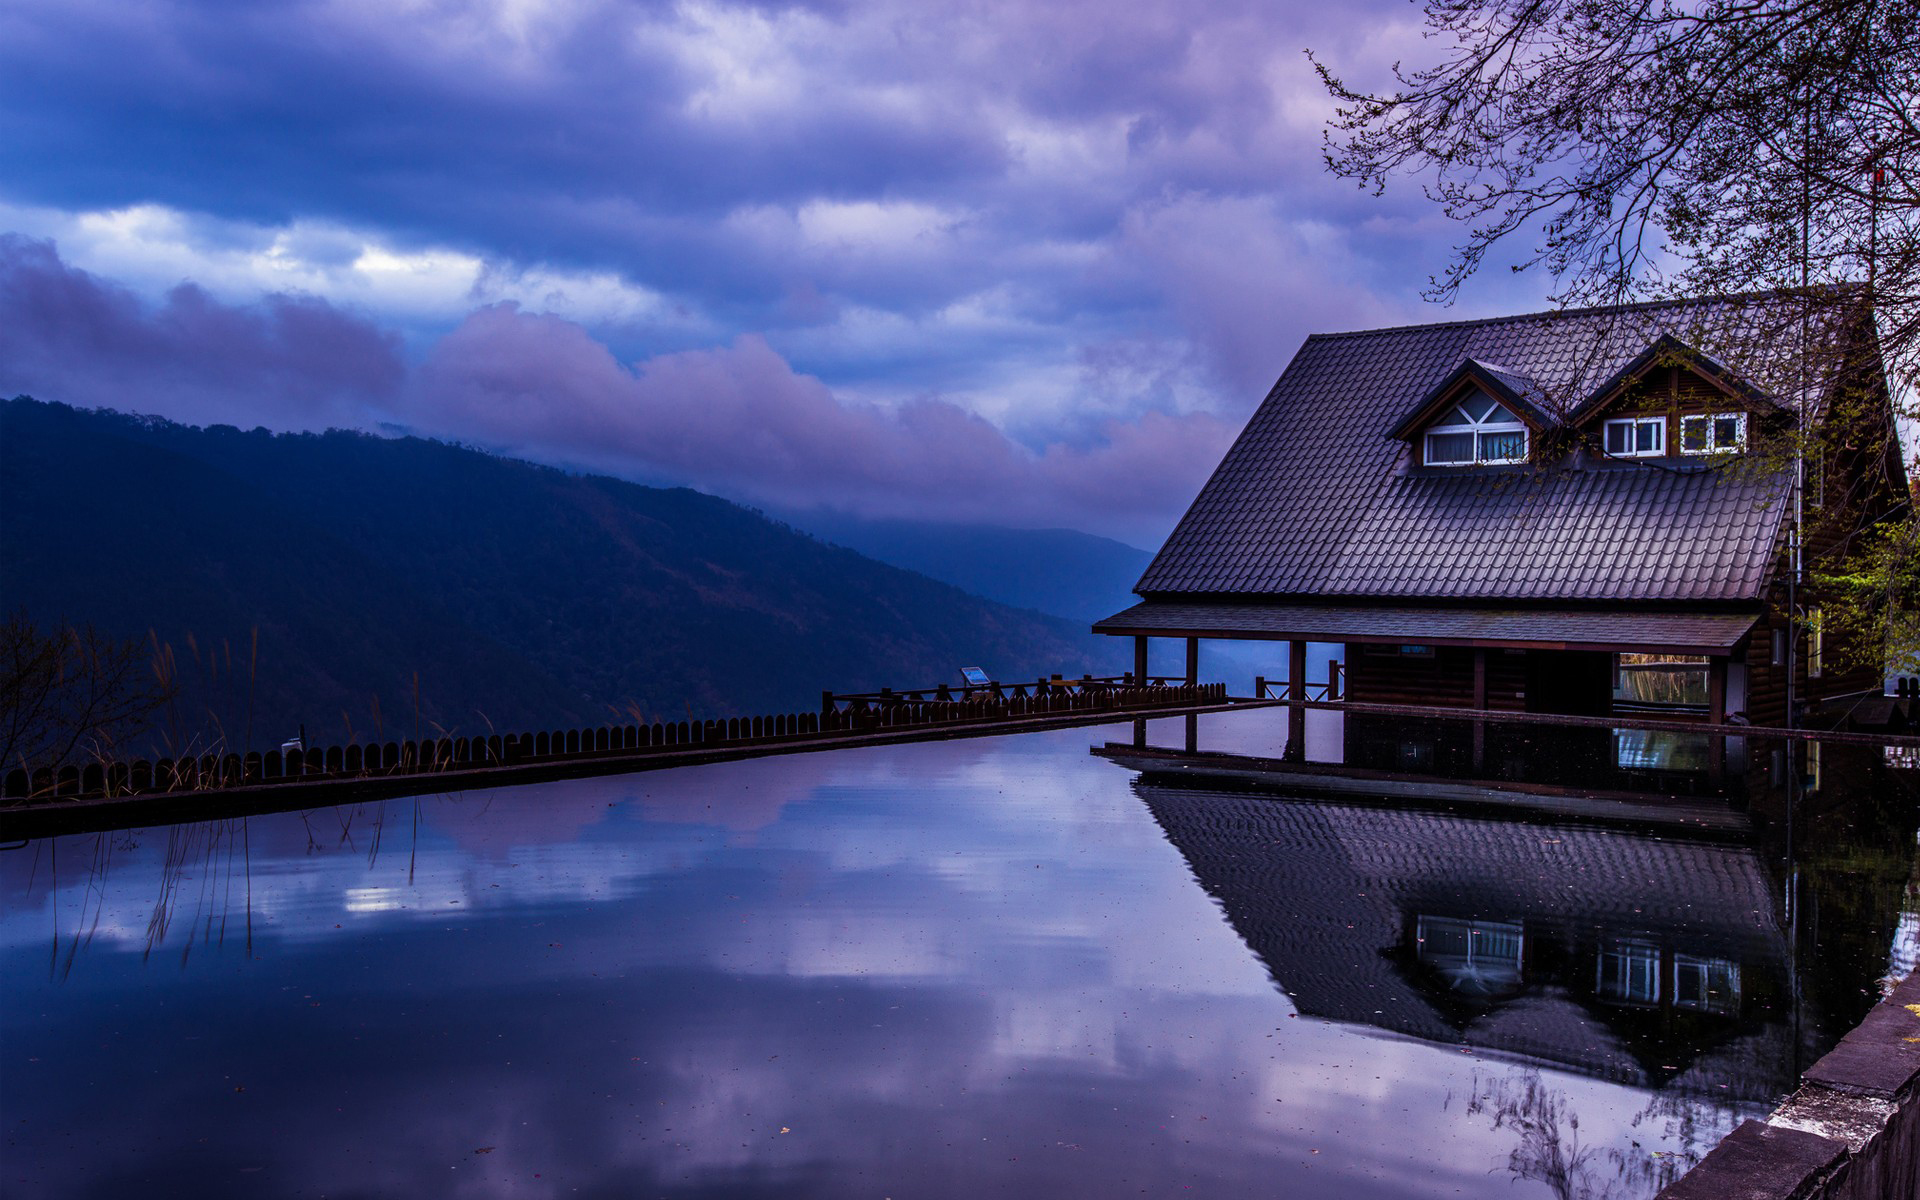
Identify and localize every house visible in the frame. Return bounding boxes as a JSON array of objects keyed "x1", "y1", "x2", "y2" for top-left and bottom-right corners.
[
  {"x1": 1136, "y1": 778, "x2": 1802, "y2": 1098},
  {"x1": 1095, "y1": 294, "x2": 1908, "y2": 725}
]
